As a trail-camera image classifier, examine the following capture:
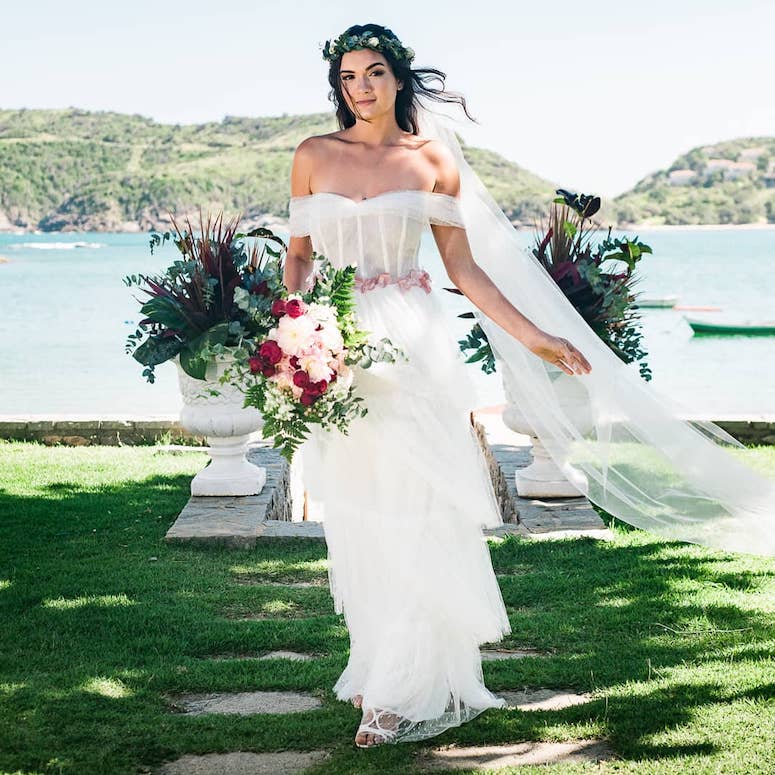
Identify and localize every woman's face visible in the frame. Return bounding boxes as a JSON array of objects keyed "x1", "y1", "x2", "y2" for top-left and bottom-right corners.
[{"x1": 339, "y1": 48, "x2": 403, "y2": 121}]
